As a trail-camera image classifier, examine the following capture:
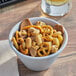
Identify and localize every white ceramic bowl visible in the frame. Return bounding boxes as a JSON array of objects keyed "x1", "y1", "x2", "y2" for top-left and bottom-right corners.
[{"x1": 9, "y1": 17, "x2": 68, "y2": 71}]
